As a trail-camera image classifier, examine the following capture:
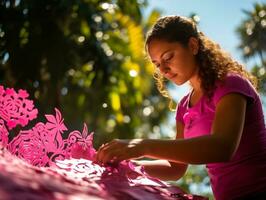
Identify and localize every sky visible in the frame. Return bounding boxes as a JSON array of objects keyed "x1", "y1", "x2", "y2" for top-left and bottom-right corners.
[{"x1": 144, "y1": 0, "x2": 266, "y2": 111}]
